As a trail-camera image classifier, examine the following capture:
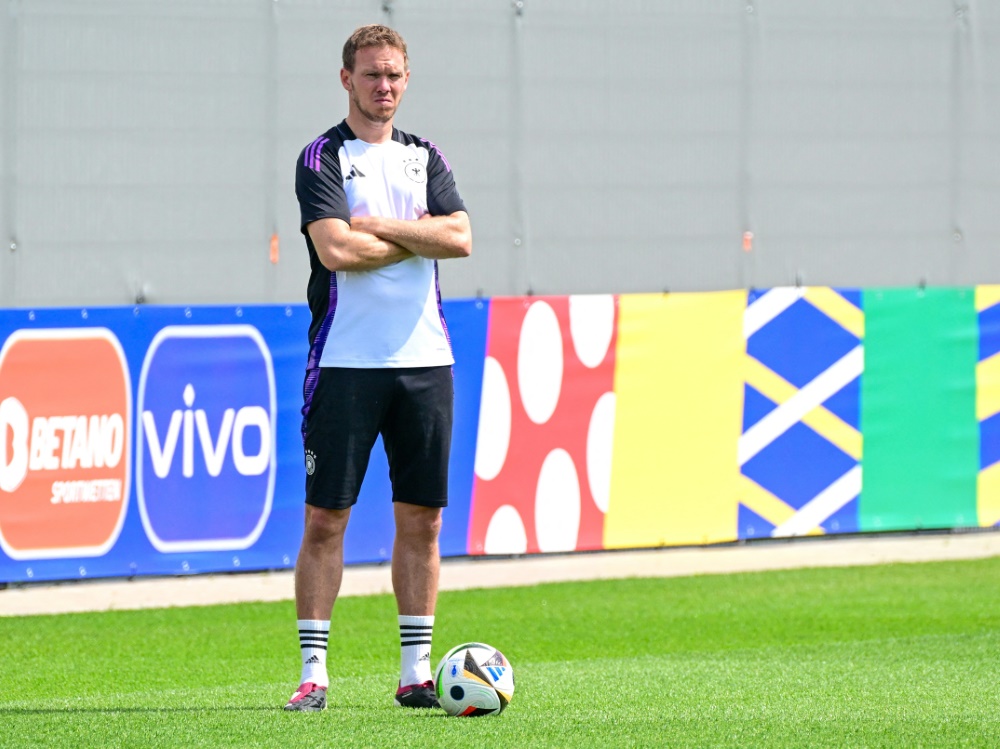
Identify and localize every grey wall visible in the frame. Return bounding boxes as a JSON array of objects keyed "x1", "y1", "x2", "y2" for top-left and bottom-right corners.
[{"x1": 0, "y1": 0, "x2": 998, "y2": 307}]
